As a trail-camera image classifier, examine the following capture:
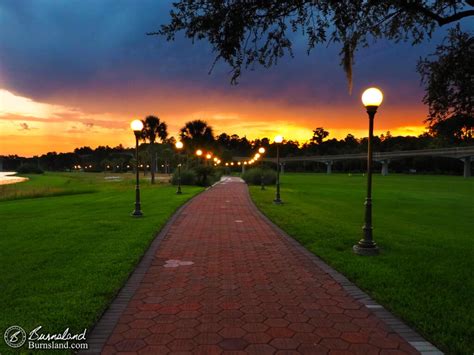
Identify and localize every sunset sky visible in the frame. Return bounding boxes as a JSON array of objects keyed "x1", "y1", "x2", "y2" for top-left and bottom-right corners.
[{"x1": 0, "y1": 1, "x2": 470, "y2": 157}]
